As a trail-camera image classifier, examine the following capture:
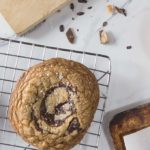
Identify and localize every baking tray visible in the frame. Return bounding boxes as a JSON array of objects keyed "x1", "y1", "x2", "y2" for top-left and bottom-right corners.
[{"x1": 0, "y1": 37, "x2": 111, "y2": 150}]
